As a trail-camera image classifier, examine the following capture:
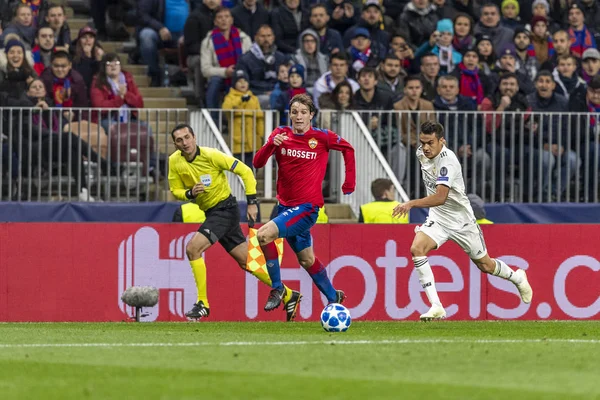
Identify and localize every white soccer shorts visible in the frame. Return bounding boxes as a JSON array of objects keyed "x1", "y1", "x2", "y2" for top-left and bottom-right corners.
[{"x1": 415, "y1": 218, "x2": 488, "y2": 259}]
